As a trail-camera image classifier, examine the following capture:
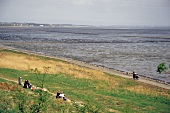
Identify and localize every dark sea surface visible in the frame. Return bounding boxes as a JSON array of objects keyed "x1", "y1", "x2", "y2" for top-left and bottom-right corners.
[{"x1": 0, "y1": 27, "x2": 170, "y2": 83}]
